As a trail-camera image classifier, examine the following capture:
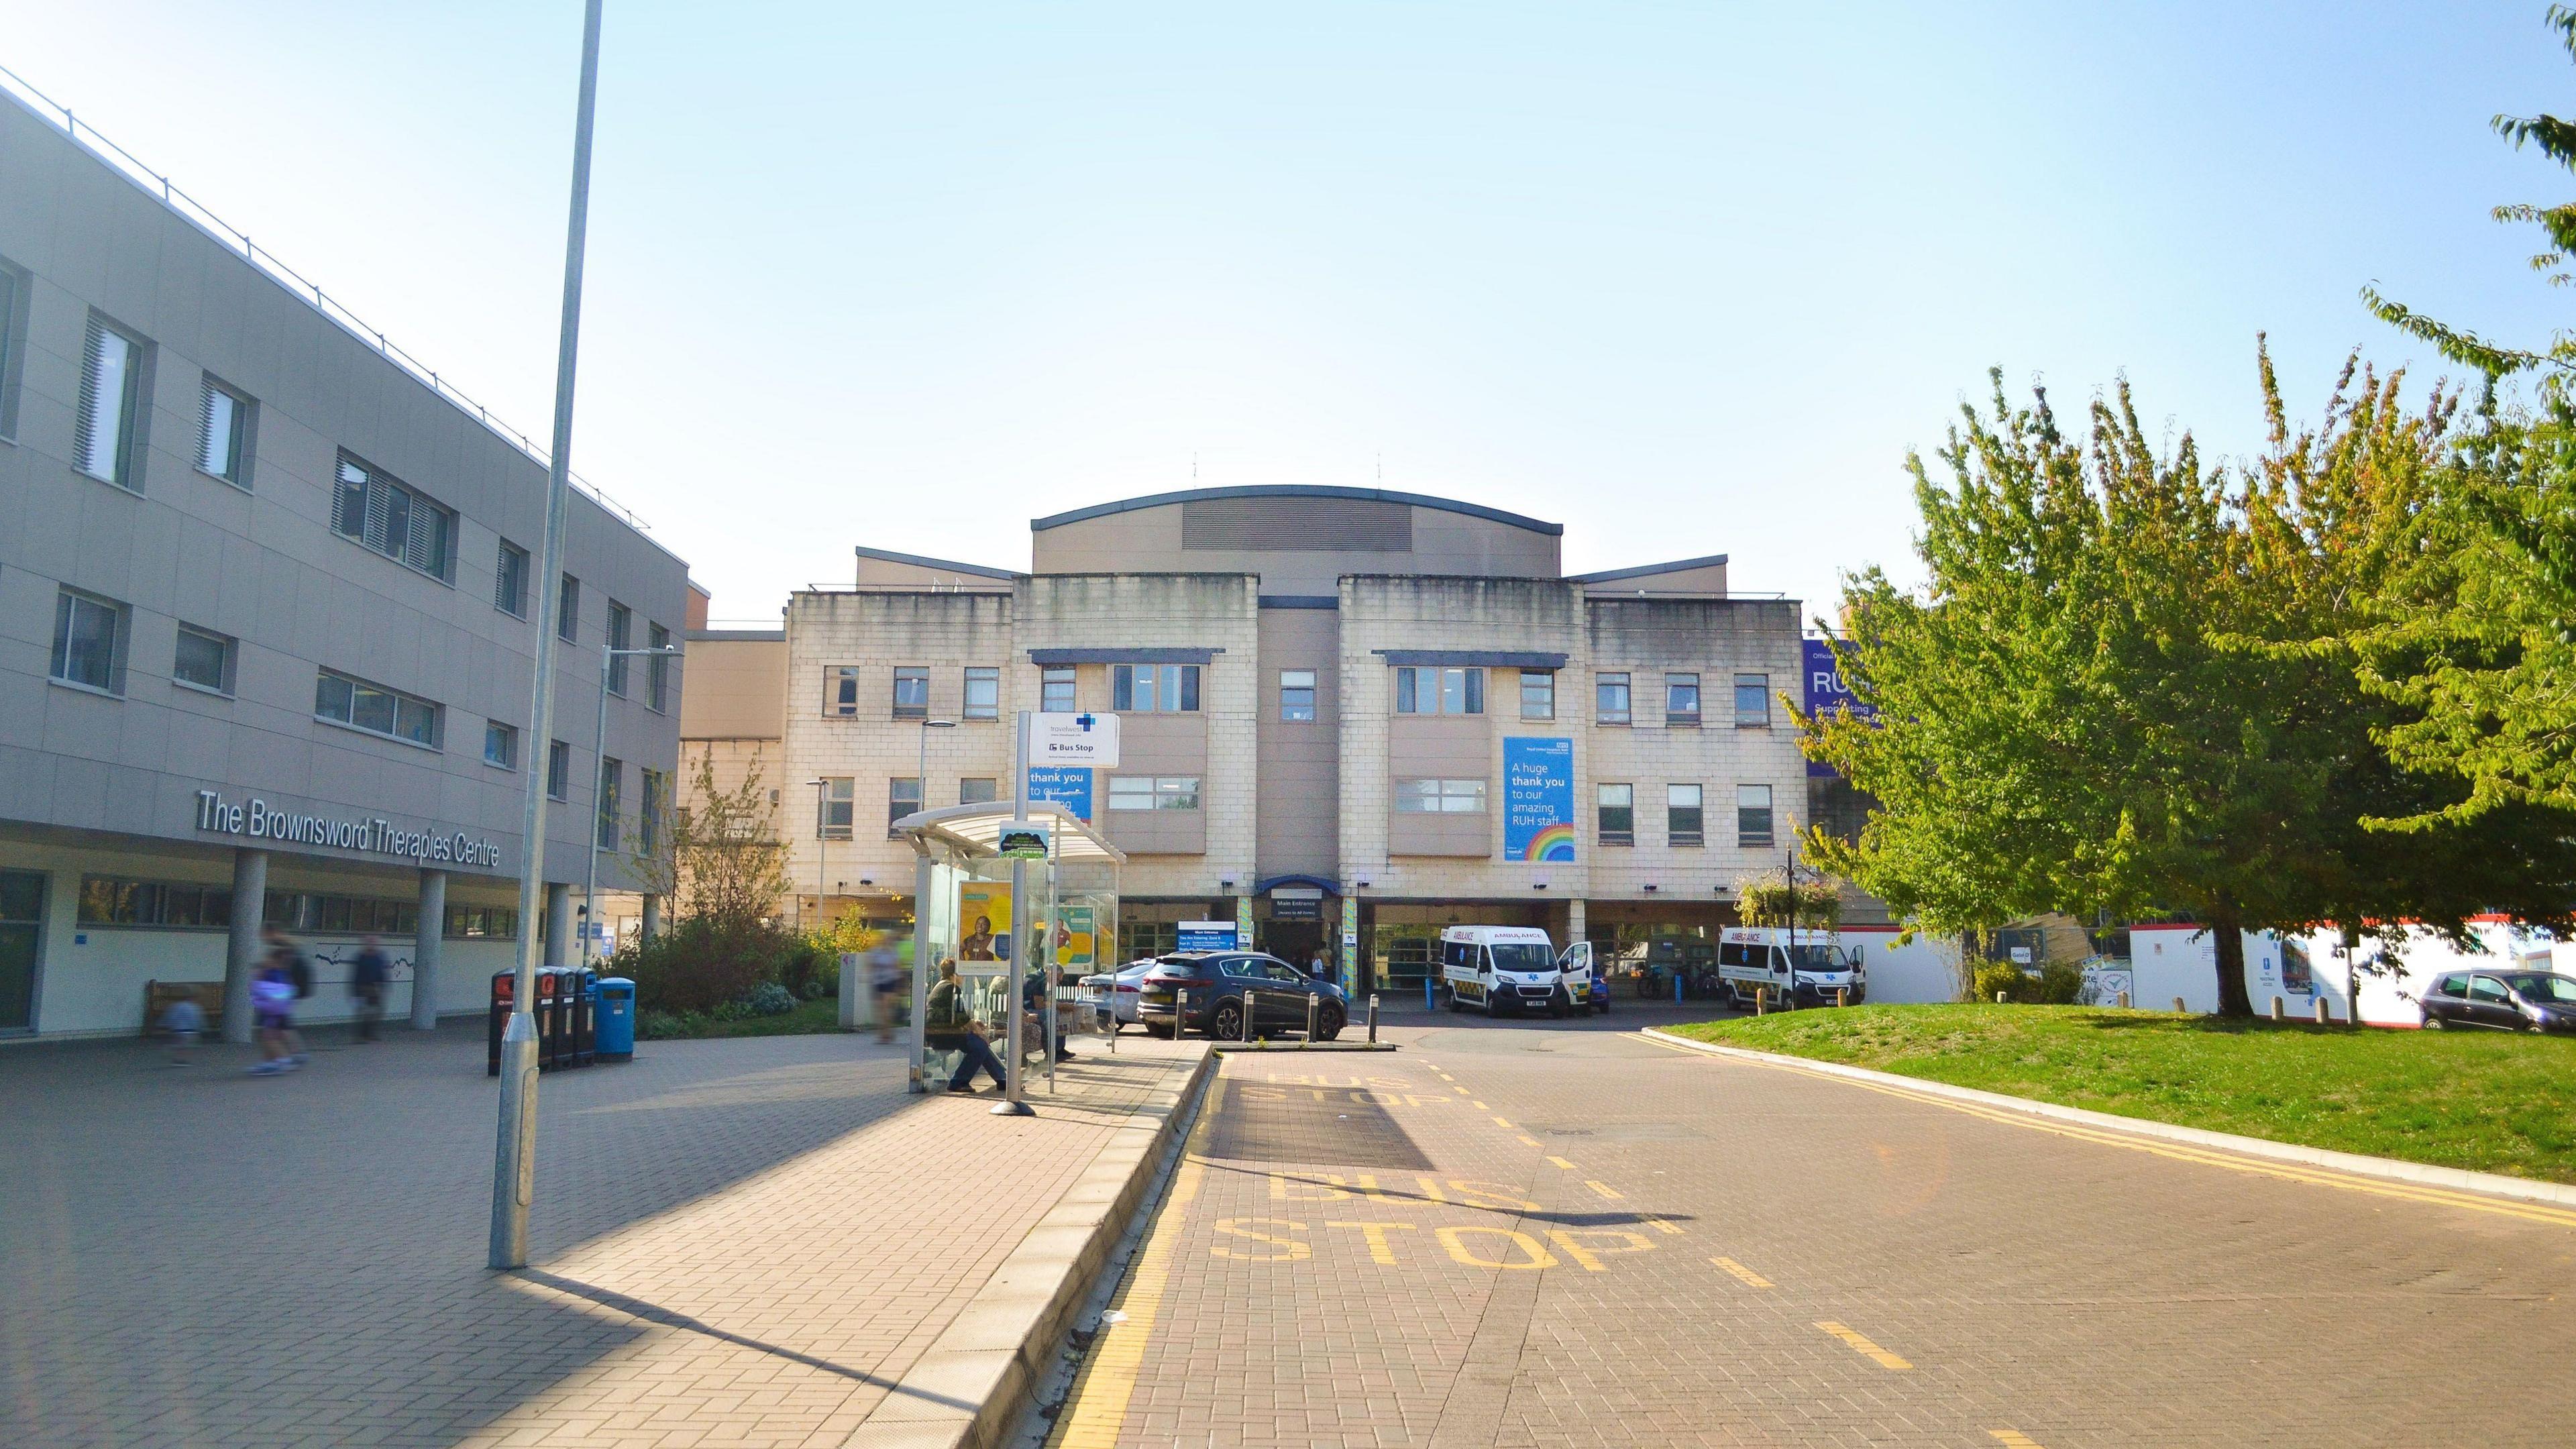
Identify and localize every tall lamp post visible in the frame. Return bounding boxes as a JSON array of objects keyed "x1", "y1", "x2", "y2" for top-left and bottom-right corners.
[
  {"x1": 582, "y1": 643, "x2": 681, "y2": 970},
  {"x1": 491, "y1": 0, "x2": 606, "y2": 1272},
  {"x1": 917, "y1": 718, "x2": 957, "y2": 818}
]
